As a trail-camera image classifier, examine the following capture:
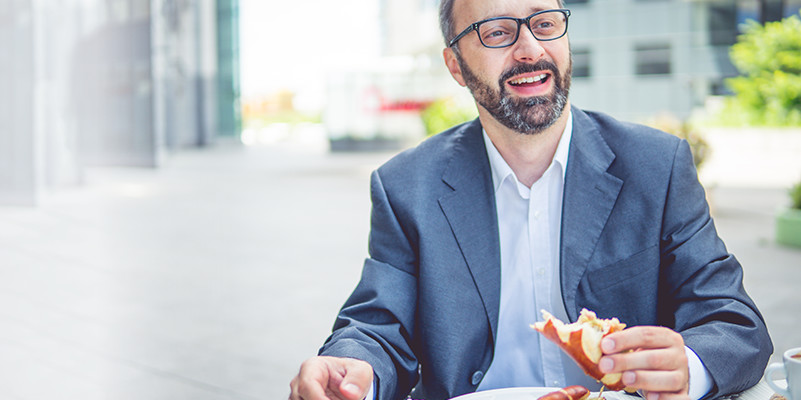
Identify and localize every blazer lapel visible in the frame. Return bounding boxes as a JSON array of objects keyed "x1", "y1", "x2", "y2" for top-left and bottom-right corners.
[
  {"x1": 437, "y1": 120, "x2": 501, "y2": 343},
  {"x1": 560, "y1": 108, "x2": 623, "y2": 321}
]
